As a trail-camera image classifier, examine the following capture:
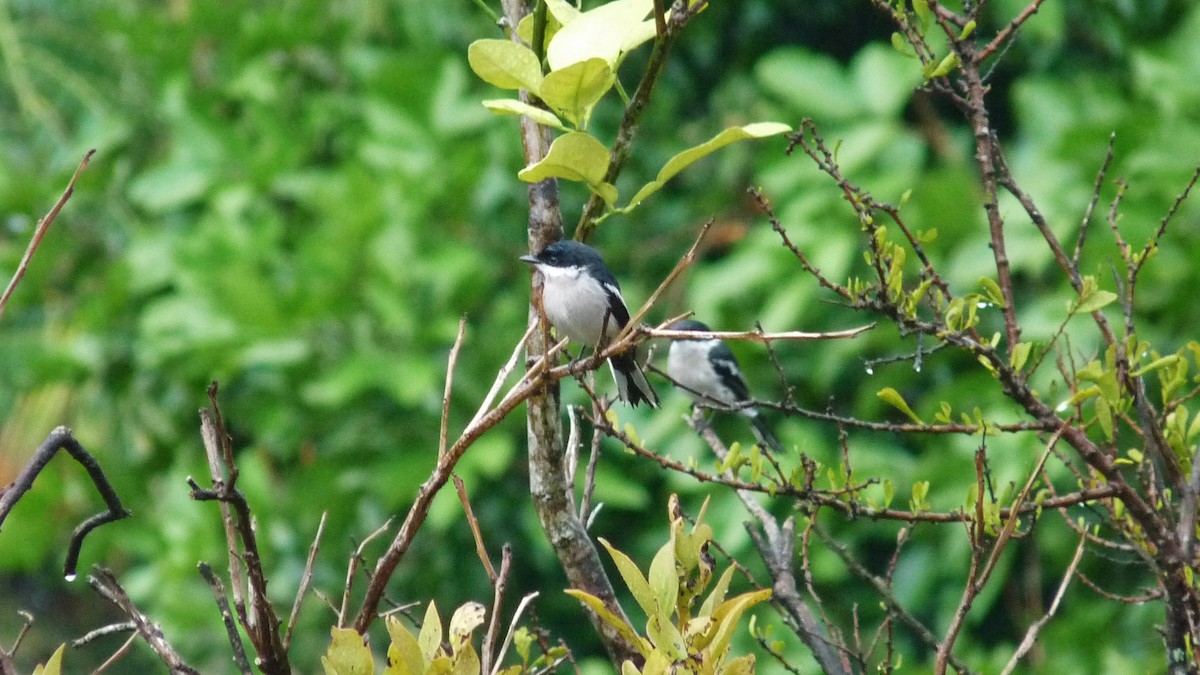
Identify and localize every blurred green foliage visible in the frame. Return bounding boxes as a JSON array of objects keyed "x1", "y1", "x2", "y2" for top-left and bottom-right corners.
[{"x1": 1, "y1": 0, "x2": 1198, "y2": 673}]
